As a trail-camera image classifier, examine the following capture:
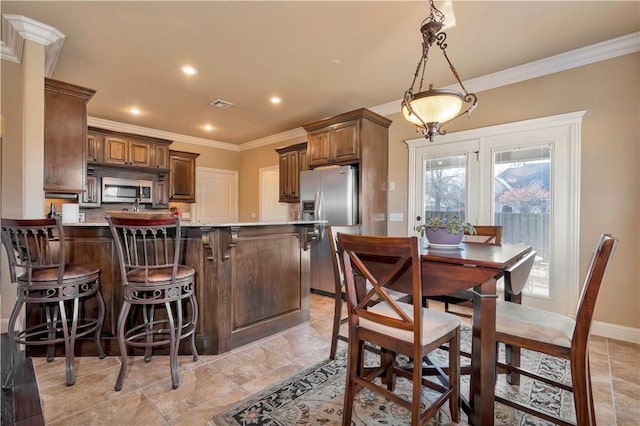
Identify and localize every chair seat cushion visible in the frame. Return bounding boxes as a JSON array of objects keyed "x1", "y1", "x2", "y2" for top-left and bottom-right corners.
[
  {"x1": 20, "y1": 264, "x2": 100, "y2": 282},
  {"x1": 496, "y1": 300, "x2": 575, "y2": 348},
  {"x1": 126, "y1": 265, "x2": 195, "y2": 283},
  {"x1": 360, "y1": 301, "x2": 460, "y2": 346}
]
